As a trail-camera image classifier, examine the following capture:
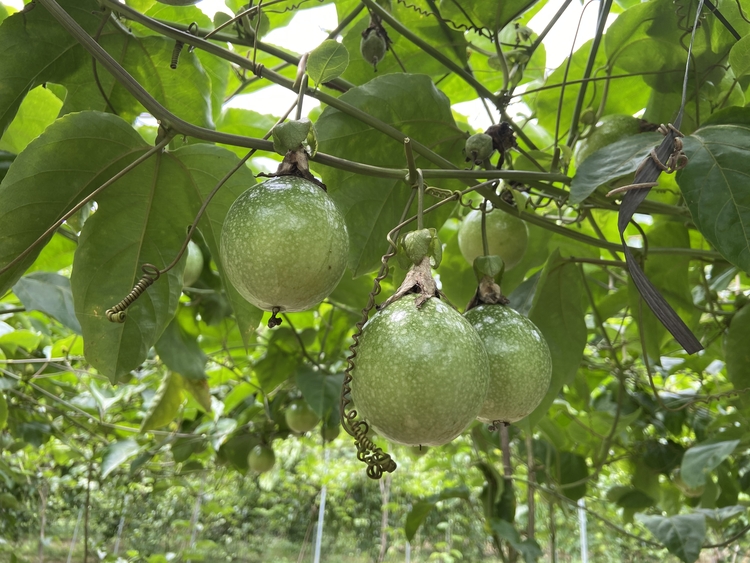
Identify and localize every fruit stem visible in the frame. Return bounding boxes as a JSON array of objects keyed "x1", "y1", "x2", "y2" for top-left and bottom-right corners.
[{"x1": 480, "y1": 200, "x2": 490, "y2": 257}]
